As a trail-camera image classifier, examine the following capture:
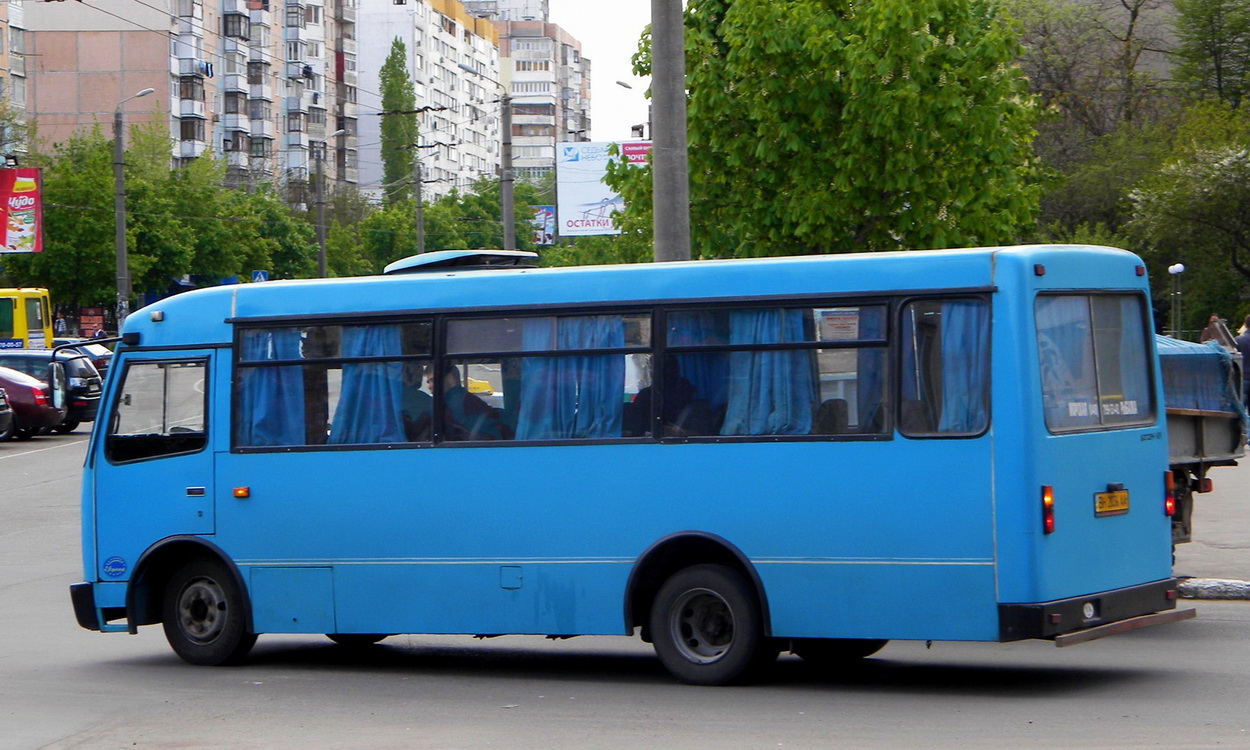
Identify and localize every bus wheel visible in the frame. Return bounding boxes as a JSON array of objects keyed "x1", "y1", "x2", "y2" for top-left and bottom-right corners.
[
  {"x1": 326, "y1": 634, "x2": 388, "y2": 647},
  {"x1": 791, "y1": 638, "x2": 887, "y2": 665},
  {"x1": 162, "y1": 559, "x2": 257, "y2": 666},
  {"x1": 650, "y1": 564, "x2": 776, "y2": 685}
]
